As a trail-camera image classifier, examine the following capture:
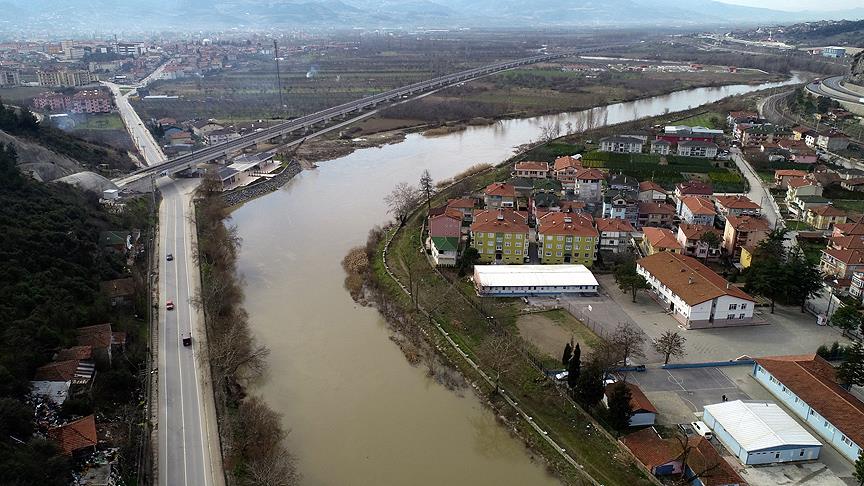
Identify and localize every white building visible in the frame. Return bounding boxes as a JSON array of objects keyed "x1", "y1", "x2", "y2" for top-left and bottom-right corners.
[
  {"x1": 636, "y1": 252, "x2": 756, "y2": 329},
  {"x1": 430, "y1": 236, "x2": 458, "y2": 267},
  {"x1": 676, "y1": 140, "x2": 719, "y2": 158},
  {"x1": 599, "y1": 136, "x2": 644, "y2": 153},
  {"x1": 702, "y1": 400, "x2": 822, "y2": 465},
  {"x1": 603, "y1": 382, "x2": 657, "y2": 427},
  {"x1": 473, "y1": 265, "x2": 598, "y2": 296}
]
